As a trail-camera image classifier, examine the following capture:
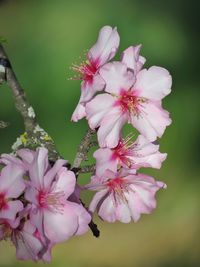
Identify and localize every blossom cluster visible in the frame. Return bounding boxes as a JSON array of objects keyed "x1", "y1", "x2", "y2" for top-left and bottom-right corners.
[
  {"x1": 0, "y1": 25, "x2": 172, "y2": 262},
  {"x1": 72, "y1": 25, "x2": 171, "y2": 222},
  {"x1": 0, "y1": 148, "x2": 91, "y2": 261}
]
